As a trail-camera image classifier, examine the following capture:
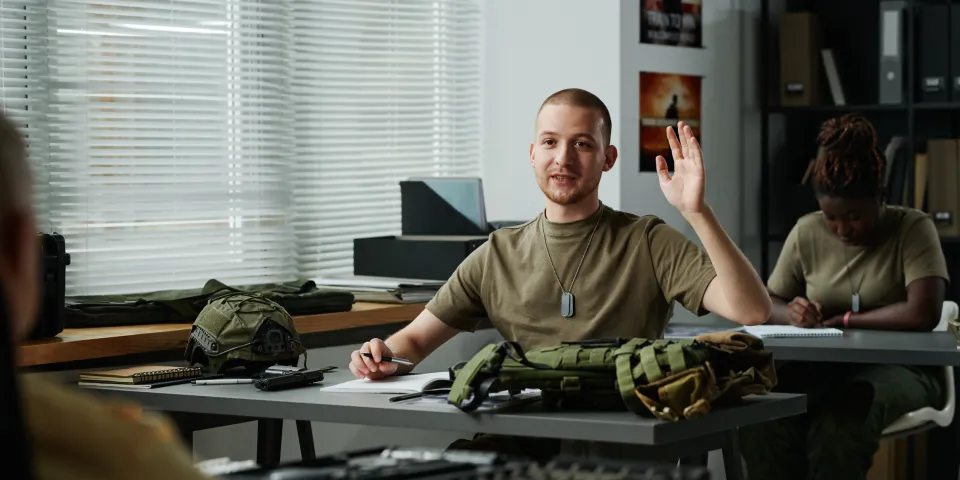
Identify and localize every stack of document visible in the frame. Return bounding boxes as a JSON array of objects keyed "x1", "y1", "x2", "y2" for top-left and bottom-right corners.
[{"x1": 314, "y1": 275, "x2": 444, "y2": 304}]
